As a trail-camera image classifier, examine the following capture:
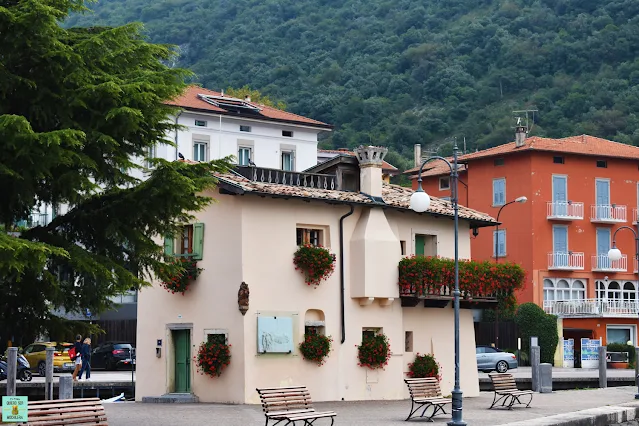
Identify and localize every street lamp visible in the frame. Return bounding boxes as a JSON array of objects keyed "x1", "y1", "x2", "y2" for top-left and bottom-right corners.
[
  {"x1": 493, "y1": 196, "x2": 527, "y2": 348},
  {"x1": 607, "y1": 225, "x2": 639, "y2": 399},
  {"x1": 410, "y1": 142, "x2": 466, "y2": 426}
]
